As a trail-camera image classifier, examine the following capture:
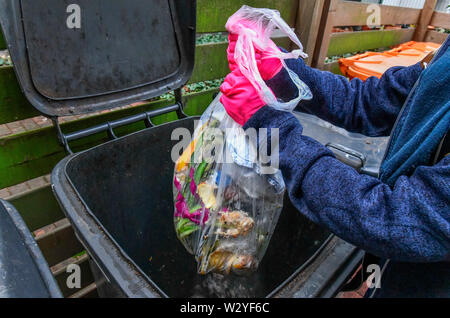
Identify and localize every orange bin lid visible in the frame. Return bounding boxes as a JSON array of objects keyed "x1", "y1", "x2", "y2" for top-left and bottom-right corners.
[{"x1": 338, "y1": 41, "x2": 441, "y2": 81}]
